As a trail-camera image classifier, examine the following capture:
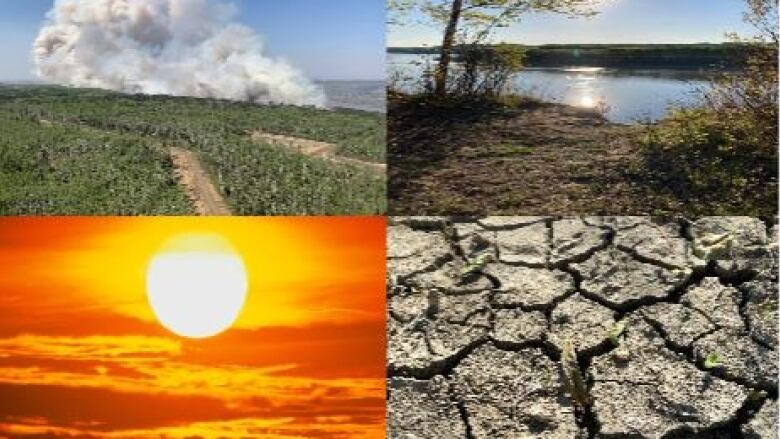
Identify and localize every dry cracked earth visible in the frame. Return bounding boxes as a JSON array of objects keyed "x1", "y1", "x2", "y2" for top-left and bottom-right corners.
[{"x1": 386, "y1": 216, "x2": 778, "y2": 438}]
